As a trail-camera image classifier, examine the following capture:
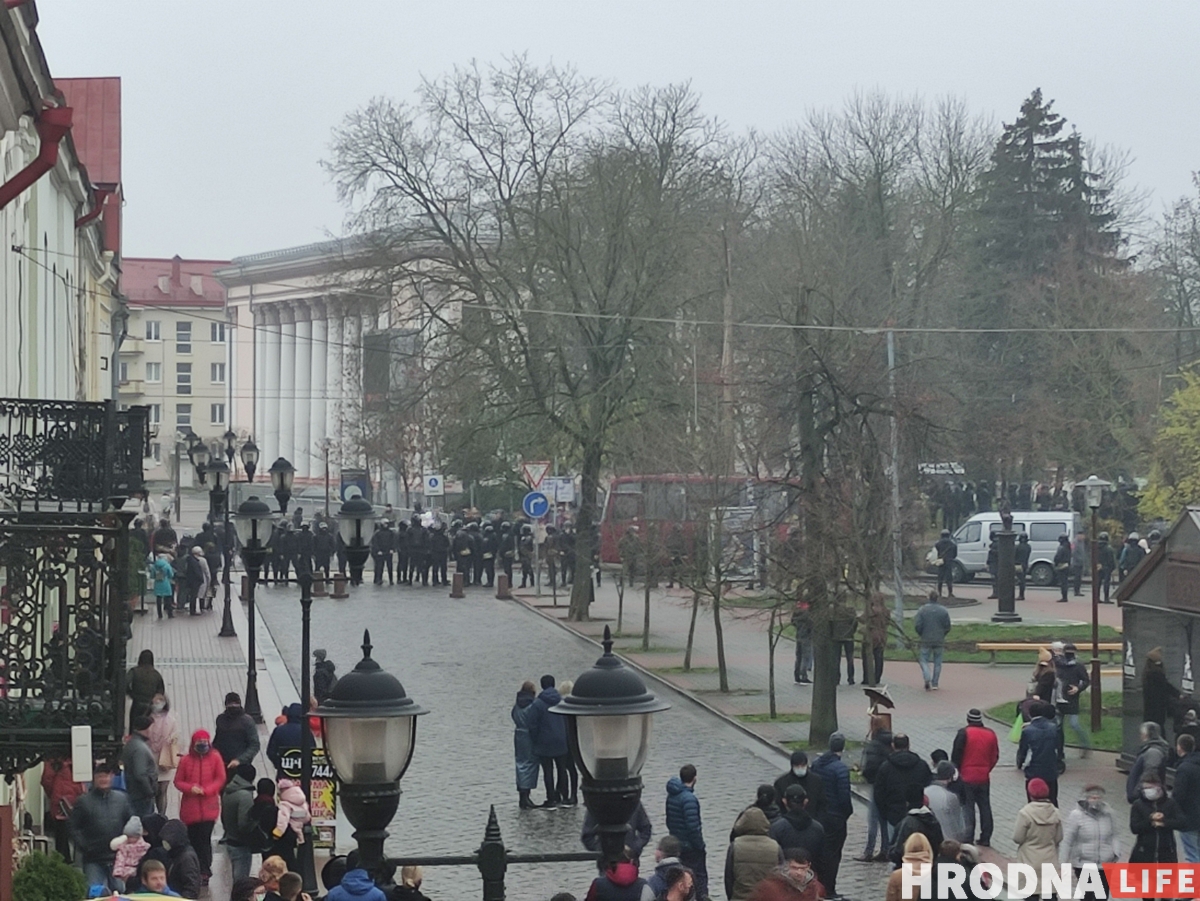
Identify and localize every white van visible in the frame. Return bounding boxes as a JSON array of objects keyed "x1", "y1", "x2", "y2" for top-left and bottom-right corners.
[{"x1": 926, "y1": 511, "x2": 1084, "y2": 586}]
